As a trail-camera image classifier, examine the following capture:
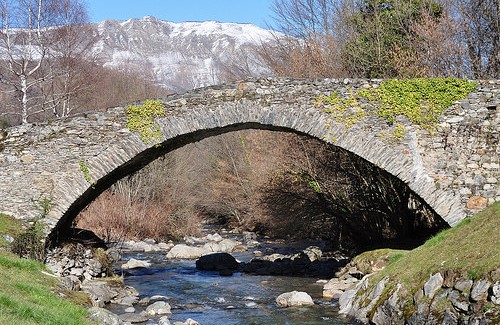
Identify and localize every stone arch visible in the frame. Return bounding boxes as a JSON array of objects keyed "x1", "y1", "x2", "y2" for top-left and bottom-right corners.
[
  {"x1": 45, "y1": 104, "x2": 463, "y2": 244},
  {"x1": 3, "y1": 78, "x2": 494, "y2": 245}
]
